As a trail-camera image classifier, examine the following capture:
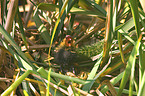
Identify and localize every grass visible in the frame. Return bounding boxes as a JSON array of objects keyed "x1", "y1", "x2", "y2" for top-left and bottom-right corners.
[{"x1": 0, "y1": 0, "x2": 145, "y2": 95}]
